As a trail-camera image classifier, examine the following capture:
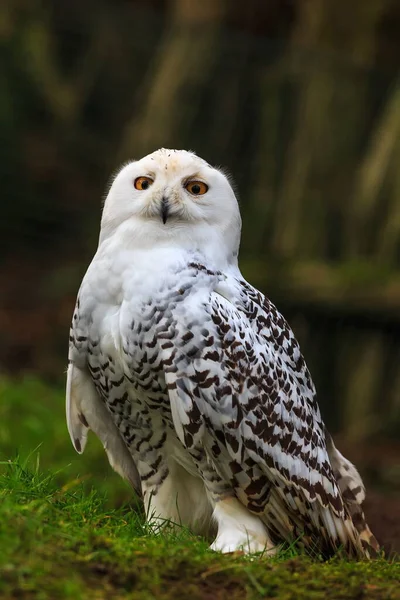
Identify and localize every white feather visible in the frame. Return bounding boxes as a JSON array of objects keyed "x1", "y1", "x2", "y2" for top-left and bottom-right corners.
[{"x1": 66, "y1": 363, "x2": 141, "y2": 494}]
